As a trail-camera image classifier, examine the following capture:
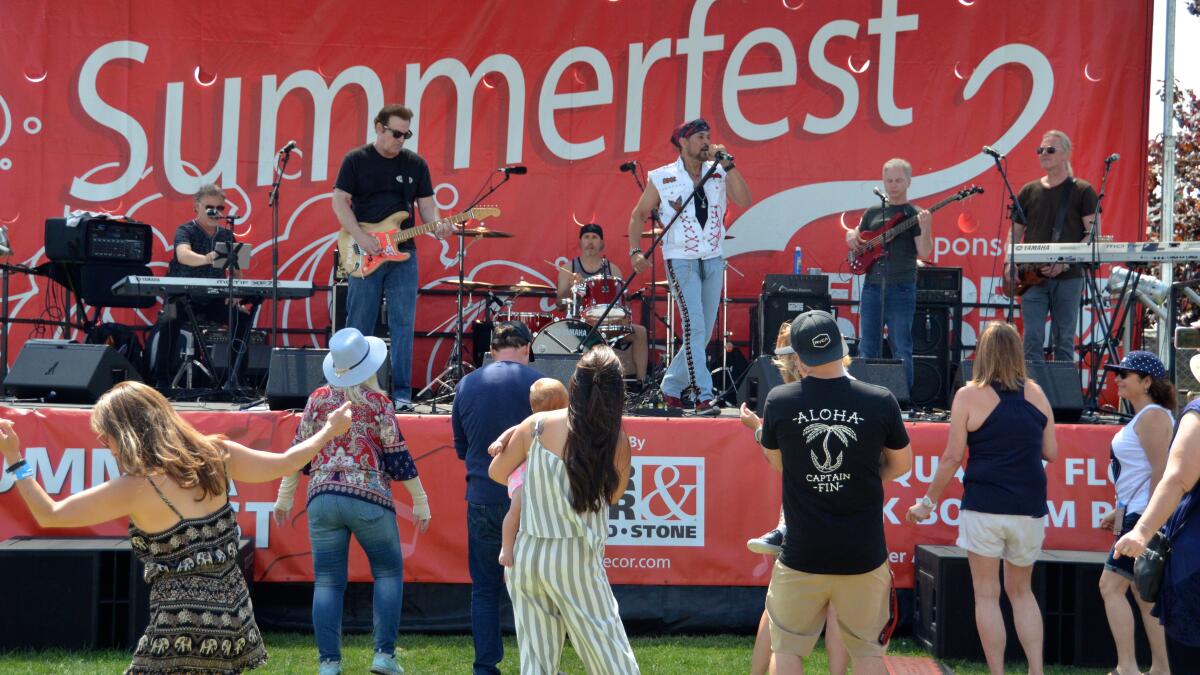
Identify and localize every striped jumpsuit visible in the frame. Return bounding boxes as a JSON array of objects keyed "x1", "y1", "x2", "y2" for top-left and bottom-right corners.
[{"x1": 507, "y1": 420, "x2": 640, "y2": 674}]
